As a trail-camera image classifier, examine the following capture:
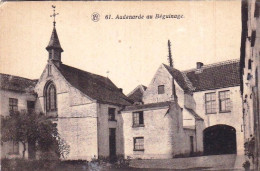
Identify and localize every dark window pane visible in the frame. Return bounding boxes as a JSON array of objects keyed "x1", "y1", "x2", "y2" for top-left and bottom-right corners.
[
  {"x1": 46, "y1": 83, "x2": 56, "y2": 112},
  {"x1": 158, "y1": 85, "x2": 165, "y2": 94},
  {"x1": 108, "y1": 108, "x2": 116, "y2": 121},
  {"x1": 139, "y1": 112, "x2": 144, "y2": 124}
]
